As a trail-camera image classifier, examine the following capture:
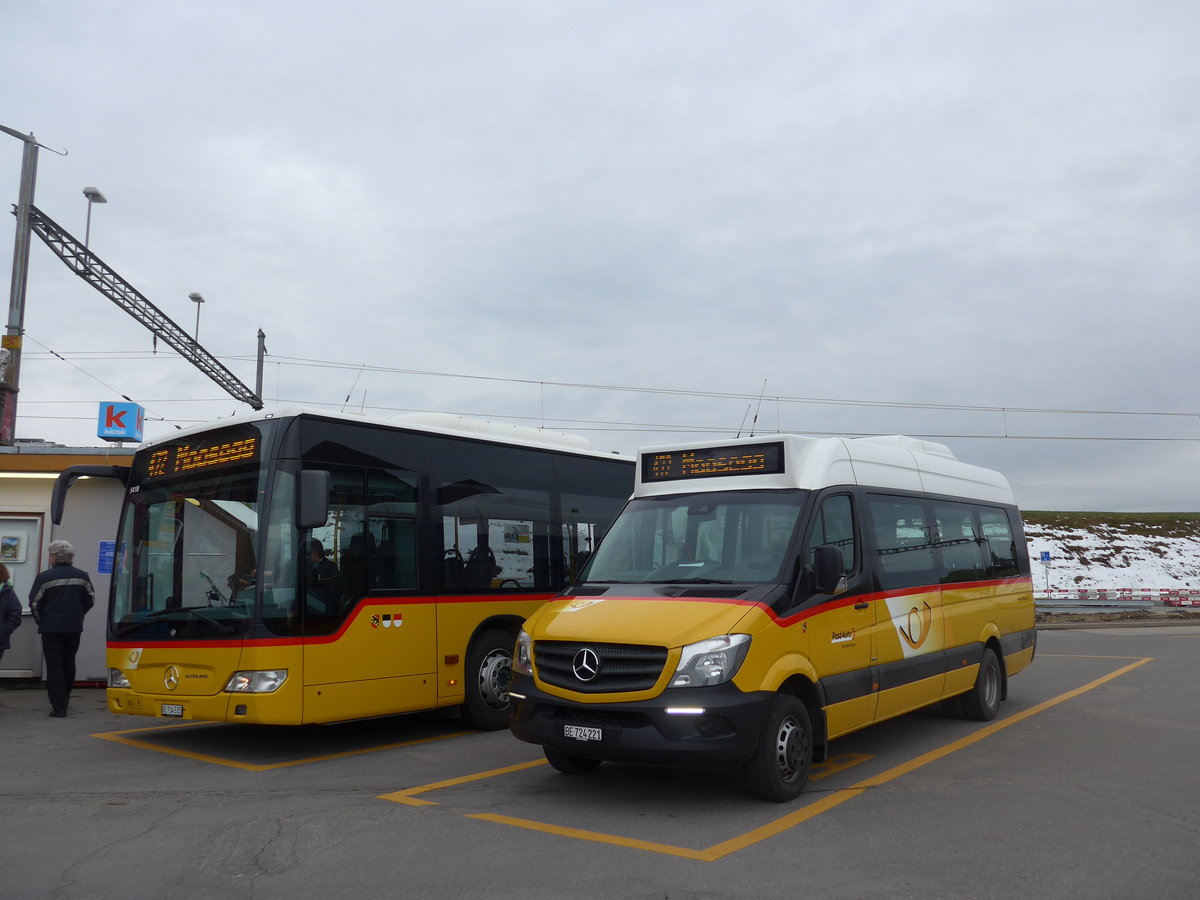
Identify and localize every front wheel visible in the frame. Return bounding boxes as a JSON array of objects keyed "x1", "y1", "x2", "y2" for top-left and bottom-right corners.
[
  {"x1": 742, "y1": 694, "x2": 813, "y2": 802},
  {"x1": 961, "y1": 646, "x2": 1002, "y2": 721},
  {"x1": 460, "y1": 628, "x2": 515, "y2": 730}
]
